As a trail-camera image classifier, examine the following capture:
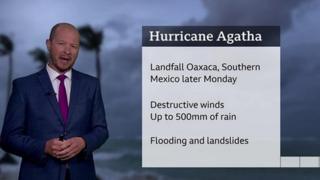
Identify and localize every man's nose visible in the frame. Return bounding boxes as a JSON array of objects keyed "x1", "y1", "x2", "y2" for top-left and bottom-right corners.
[{"x1": 64, "y1": 46, "x2": 71, "y2": 55}]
